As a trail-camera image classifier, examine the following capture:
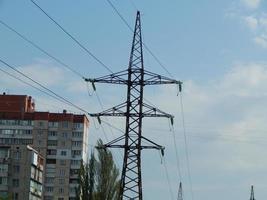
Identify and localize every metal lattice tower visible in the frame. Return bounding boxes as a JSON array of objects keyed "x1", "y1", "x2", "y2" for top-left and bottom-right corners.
[
  {"x1": 250, "y1": 185, "x2": 255, "y2": 200},
  {"x1": 85, "y1": 11, "x2": 181, "y2": 200},
  {"x1": 177, "y1": 182, "x2": 183, "y2": 200}
]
